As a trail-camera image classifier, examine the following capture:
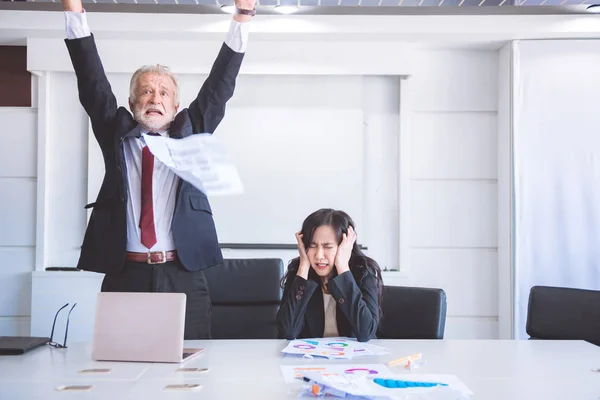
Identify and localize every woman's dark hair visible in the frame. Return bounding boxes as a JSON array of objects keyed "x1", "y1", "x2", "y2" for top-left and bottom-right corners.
[{"x1": 281, "y1": 208, "x2": 384, "y2": 322}]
